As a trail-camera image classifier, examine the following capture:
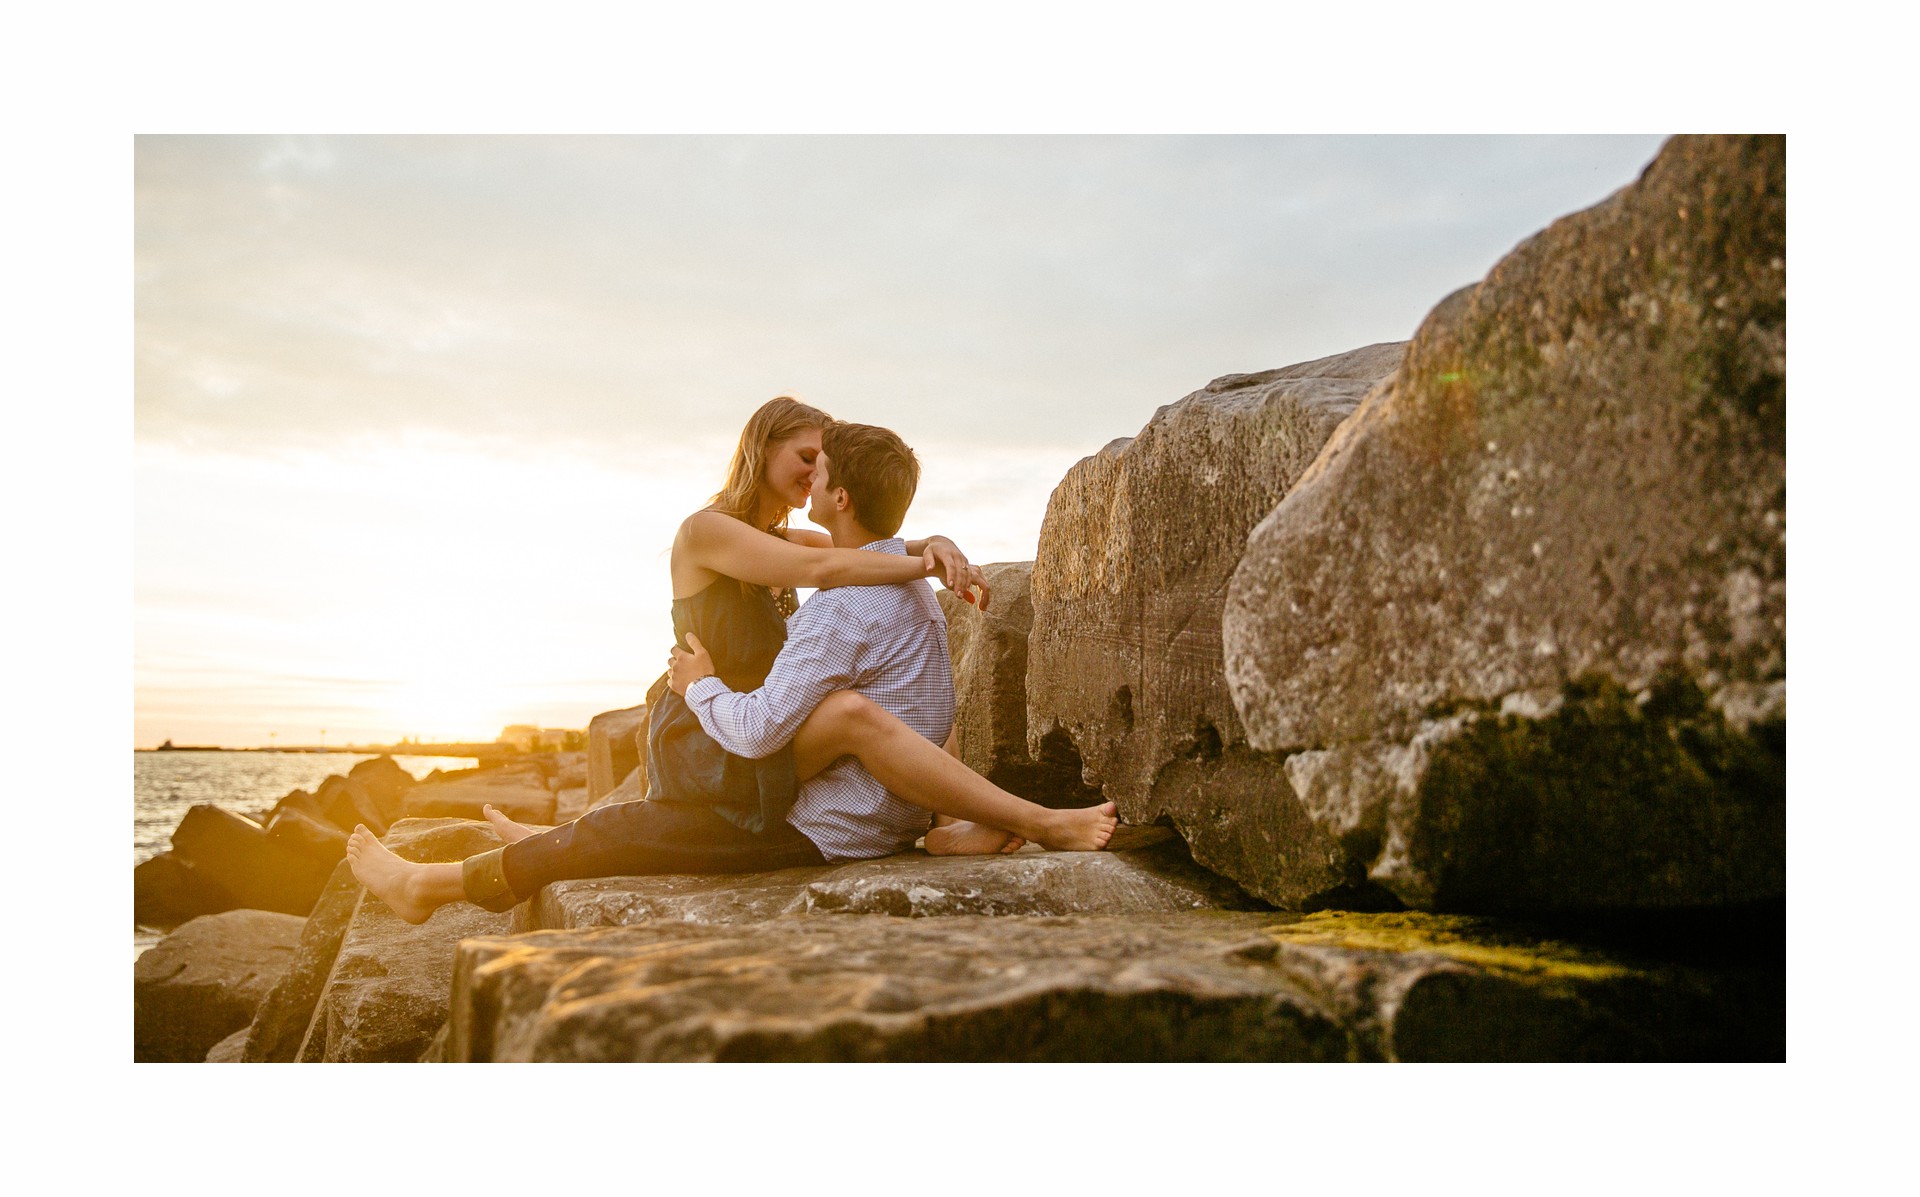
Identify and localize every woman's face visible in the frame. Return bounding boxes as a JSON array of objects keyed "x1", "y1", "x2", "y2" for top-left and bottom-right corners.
[{"x1": 761, "y1": 429, "x2": 823, "y2": 511}]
